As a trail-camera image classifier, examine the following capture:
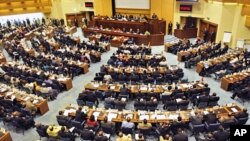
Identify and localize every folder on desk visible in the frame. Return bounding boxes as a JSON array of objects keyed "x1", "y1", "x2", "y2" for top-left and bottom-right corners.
[
  {"x1": 107, "y1": 113, "x2": 117, "y2": 122},
  {"x1": 169, "y1": 114, "x2": 178, "y2": 120},
  {"x1": 139, "y1": 114, "x2": 149, "y2": 120},
  {"x1": 93, "y1": 111, "x2": 100, "y2": 118},
  {"x1": 231, "y1": 107, "x2": 238, "y2": 112}
]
